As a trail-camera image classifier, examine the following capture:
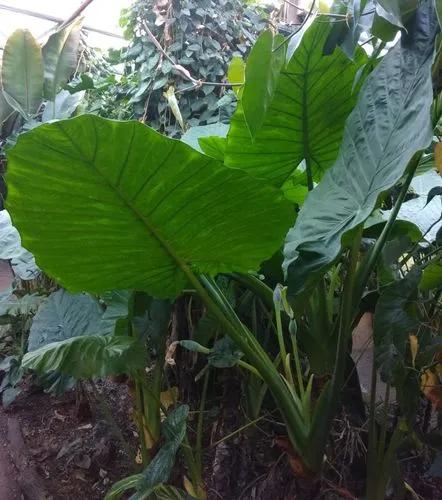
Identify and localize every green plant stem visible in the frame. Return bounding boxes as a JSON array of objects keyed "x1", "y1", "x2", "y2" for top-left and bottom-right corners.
[
  {"x1": 377, "y1": 382, "x2": 391, "y2": 463},
  {"x1": 230, "y1": 273, "x2": 274, "y2": 309},
  {"x1": 134, "y1": 377, "x2": 150, "y2": 466},
  {"x1": 195, "y1": 368, "x2": 210, "y2": 478},
  {"x1": 237, "y1": 359, "x2": 262, "y2": 378},
  {"x1": 180, "y1": 436, "x2": 201, "y2": 494},
  {"x1": 366, "y1": 352, "x2": 379, "y2": 499},
  {"x1": 274, "y1": 305, "x2": 290, "y2": 382},
  {"x1": 290, "y1": 333, "x2": 305, "y2": 399},
  {"x1": 195, "y1": 274, "x2": 310, "y2": 463},
  {"x1": 355, "y1": 154, "x2": 421, "y2": 299},
  {"x1": 308, "y1": 225, "x2": 363, "y2": 471},
  {"x1": 331, "y1": 225, "x2": 363, "y2": 402},
  {"x1": 210, "y1": 413, "x2": 269, "y2": 448}
]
